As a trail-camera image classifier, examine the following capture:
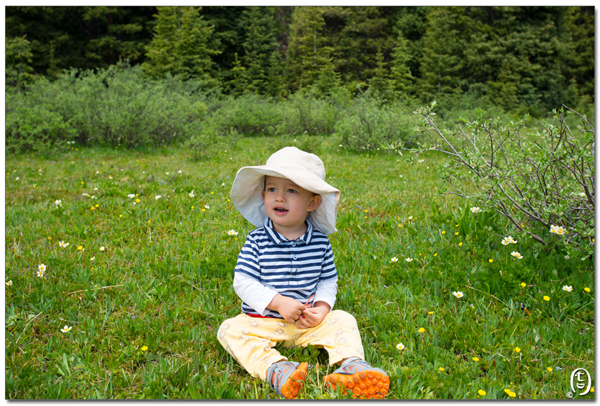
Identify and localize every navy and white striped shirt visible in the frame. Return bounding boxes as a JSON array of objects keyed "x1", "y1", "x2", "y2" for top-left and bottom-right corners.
[{"x1": 234, "y1": 218, "x2": 338, "y2": 318}]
